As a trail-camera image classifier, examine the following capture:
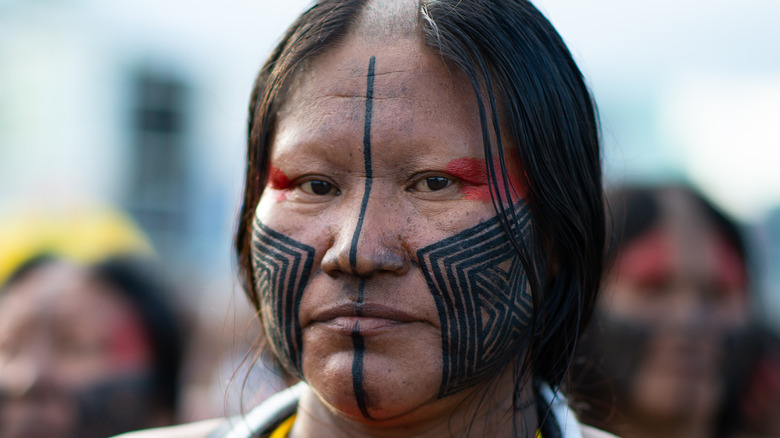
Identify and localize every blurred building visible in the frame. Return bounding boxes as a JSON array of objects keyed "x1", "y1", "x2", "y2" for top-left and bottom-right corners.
[{"x1": 0, "y1": 0, "x2": 267, "y2": 298}]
